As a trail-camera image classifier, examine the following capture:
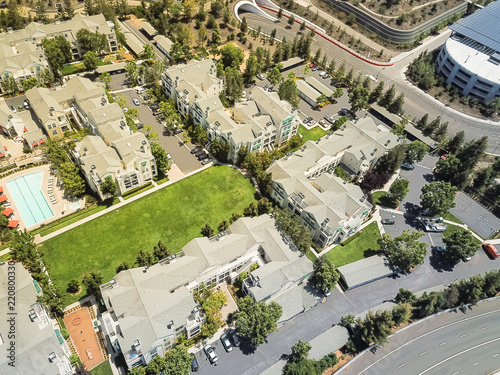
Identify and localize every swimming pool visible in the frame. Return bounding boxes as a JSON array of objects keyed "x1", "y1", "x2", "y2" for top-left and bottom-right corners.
[{"x1": 6, "y1": 172, "x2": 54, "y2": 227}]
